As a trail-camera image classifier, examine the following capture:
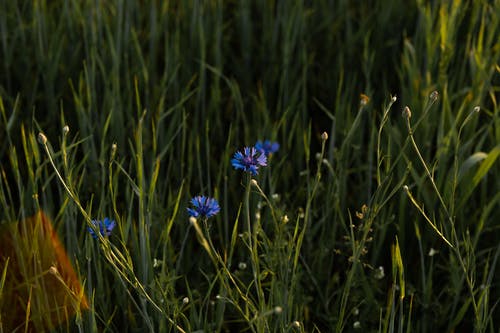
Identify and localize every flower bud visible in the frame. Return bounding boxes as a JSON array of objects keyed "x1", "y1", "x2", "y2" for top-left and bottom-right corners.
[
  {"x1": 429, "y1": 90, "x2": 439, "y2": 101},
  {"x1": 38, "y1": 132, "x2": 47, "y2": 145},
  {"x1": 402, "y1": 106, "x2": 412, "y2": 119}
]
